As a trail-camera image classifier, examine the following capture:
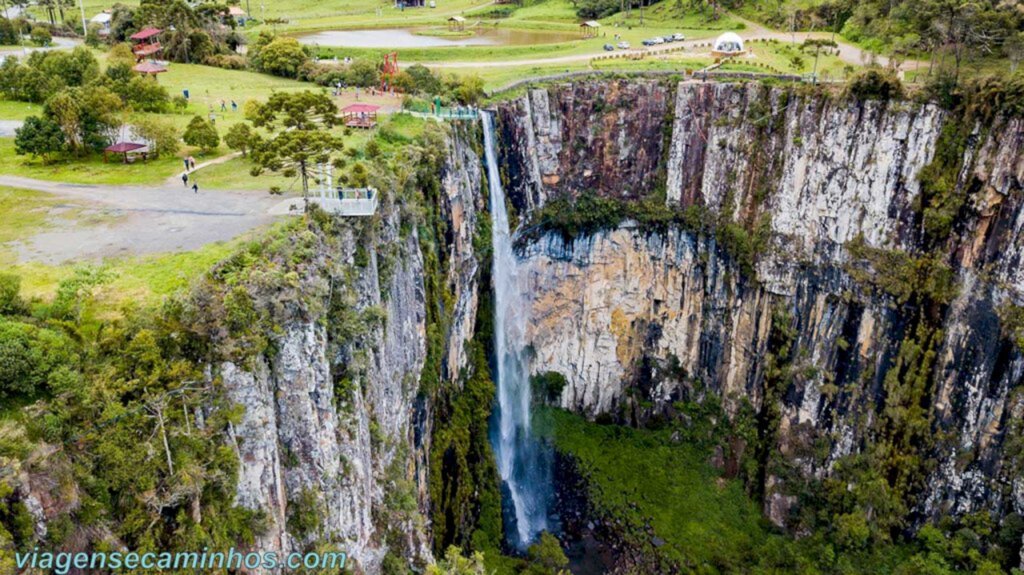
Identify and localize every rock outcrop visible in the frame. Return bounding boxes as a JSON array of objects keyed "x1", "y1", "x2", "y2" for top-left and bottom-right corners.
[
  {"x1": 215, "y1": 125, "x2": 485, "y2": 573},
  {"x1": 496, "y1": 80, "x2": 1024, "y2": 538}
]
